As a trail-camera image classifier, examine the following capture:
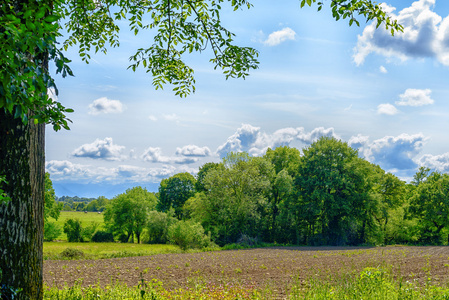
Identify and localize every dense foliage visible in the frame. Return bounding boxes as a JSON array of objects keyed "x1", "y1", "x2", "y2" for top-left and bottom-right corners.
[
  {"x1": 172, "y1": 137, "x2": 449, "y2": 247},
  {"x1": 58, "y1": 137, "x2": 442, "y2": 248}
]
